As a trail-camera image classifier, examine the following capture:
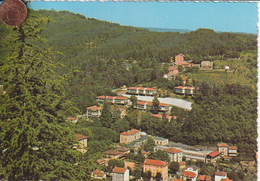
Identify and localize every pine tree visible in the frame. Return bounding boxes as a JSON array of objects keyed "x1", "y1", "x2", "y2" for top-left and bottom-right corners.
[
  {"x1": 99, "y1": 100, "x2": 113, "y2": 128},
  {"x1": 152, "y1": 96, "x2": 160, "y2": 113},
  {"x1": 0, "y1": 12, "x2": 89, "y2": 180}
]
